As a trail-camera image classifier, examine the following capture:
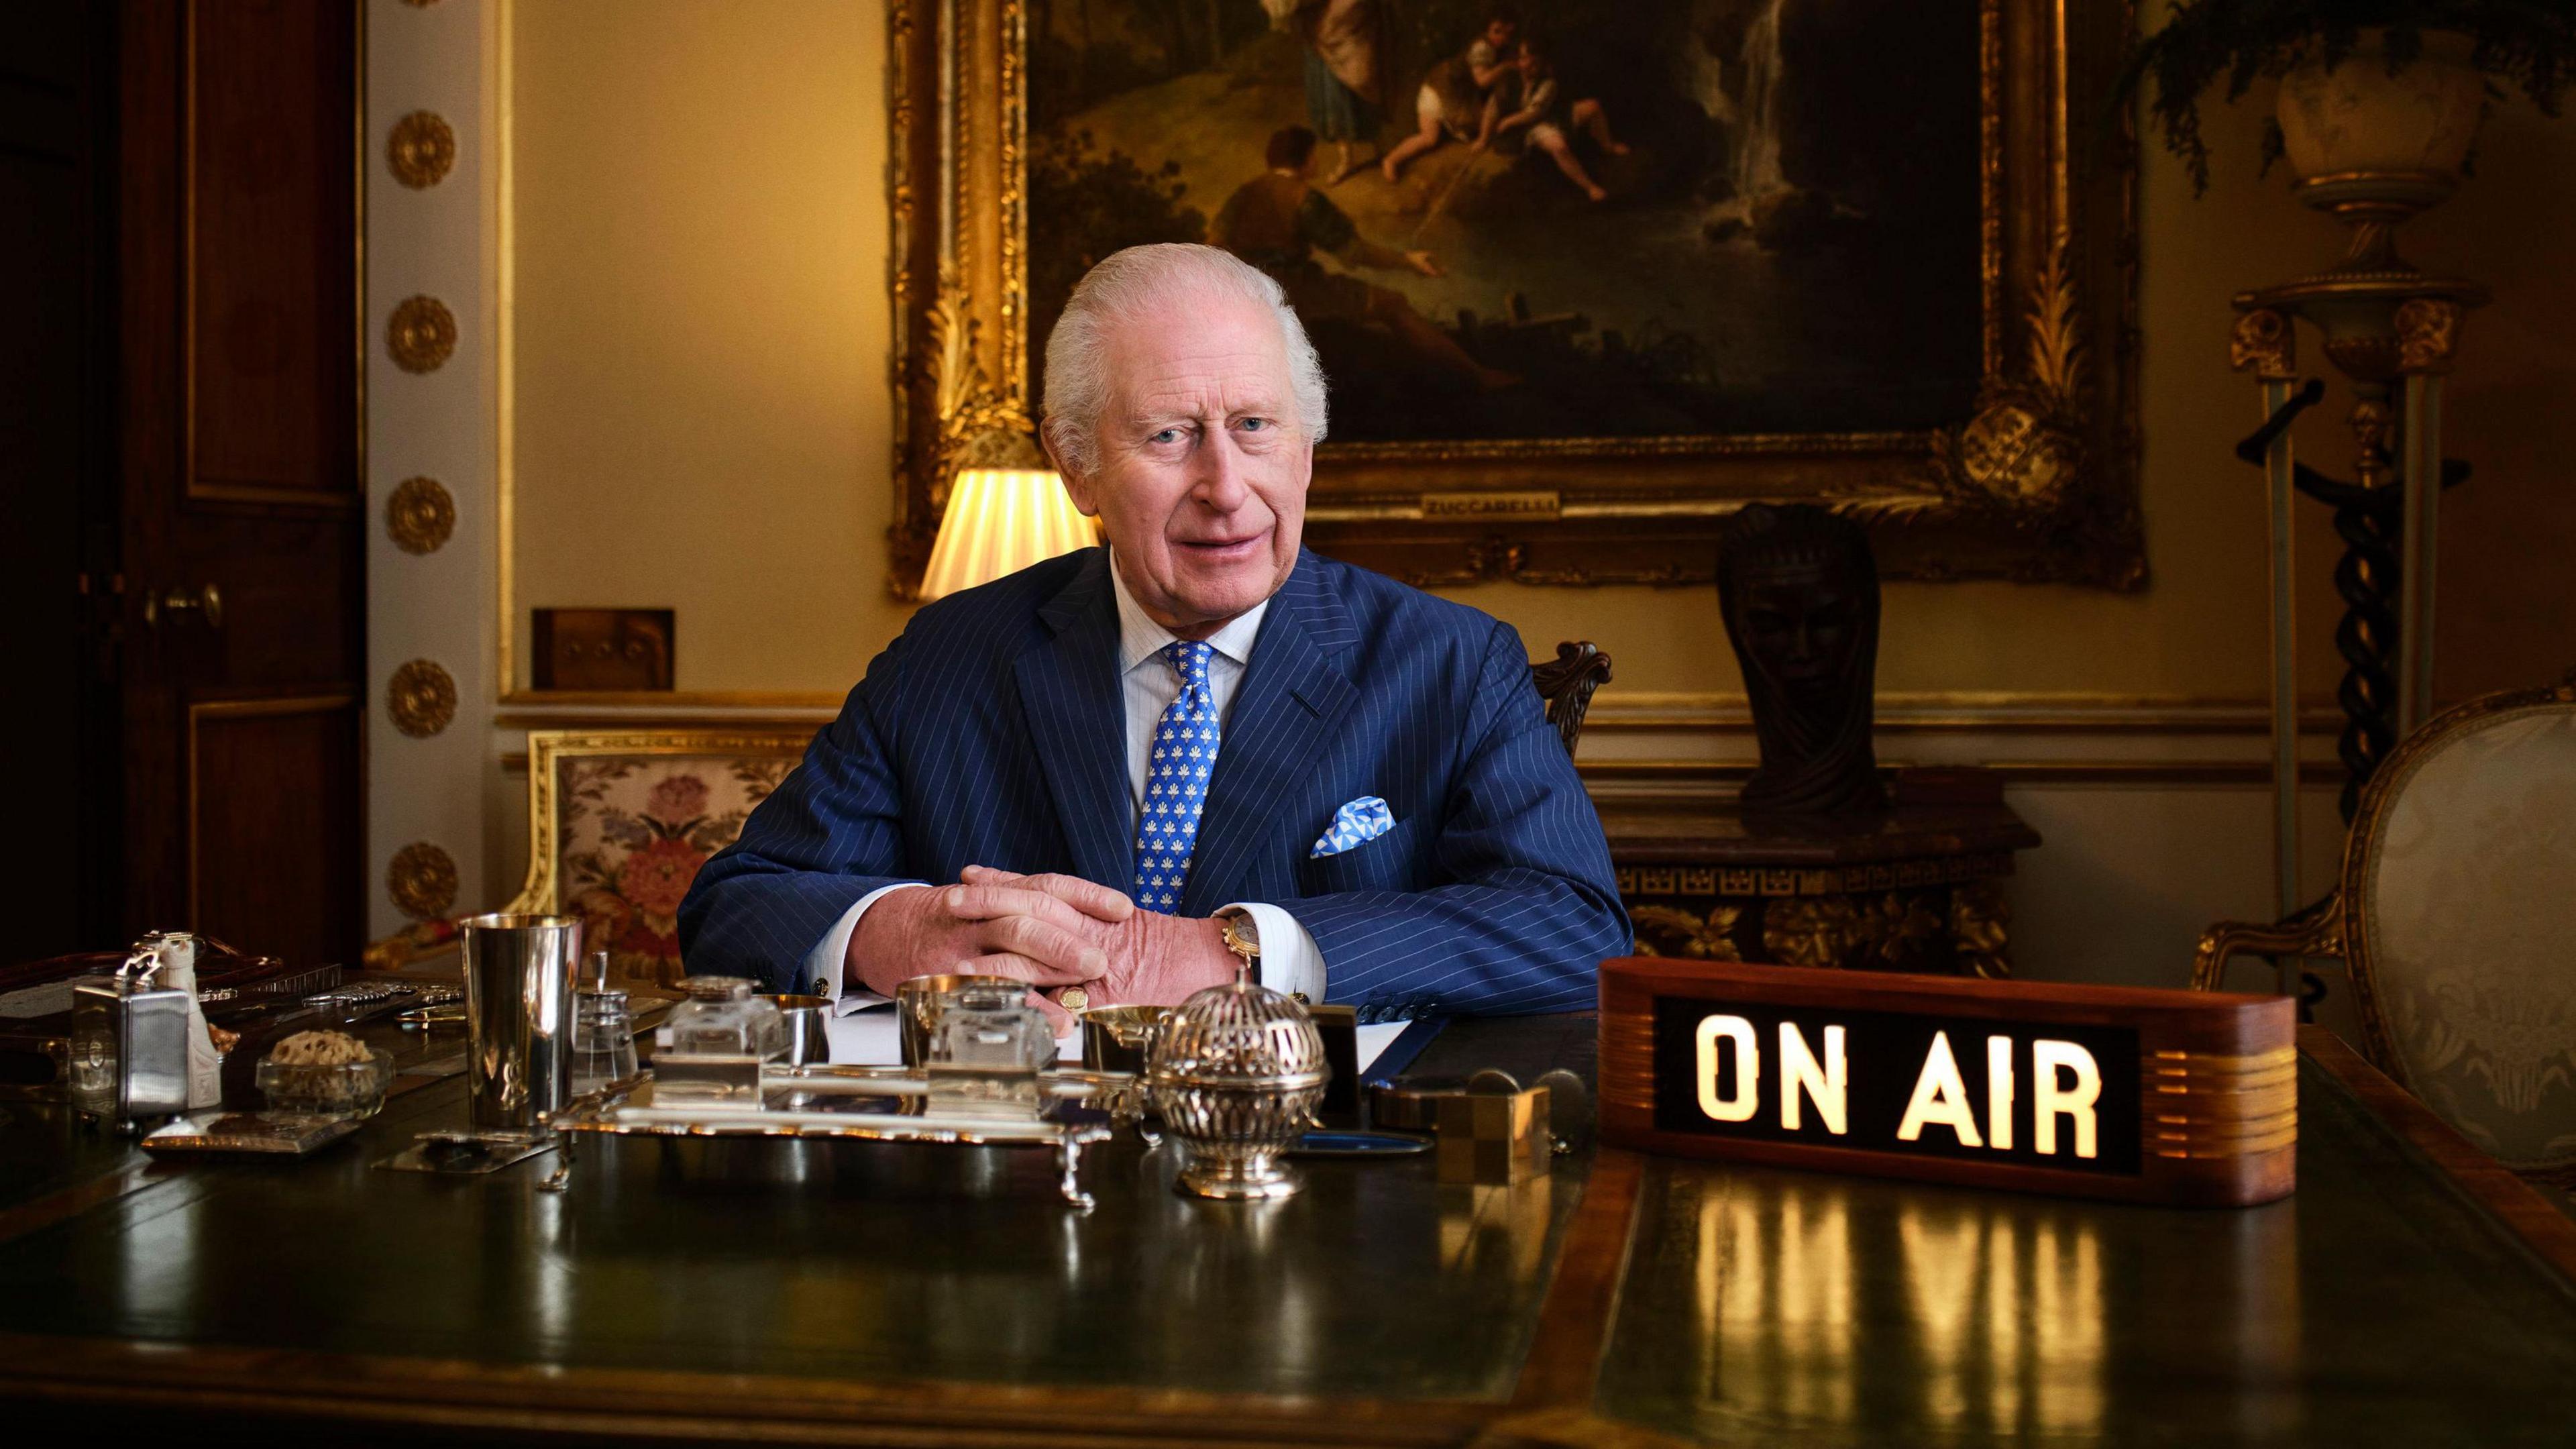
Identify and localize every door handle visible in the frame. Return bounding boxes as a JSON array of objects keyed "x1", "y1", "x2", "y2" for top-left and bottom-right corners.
[{"x1": 144, "y1": 584, "x2": 224, "y2": 629}]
